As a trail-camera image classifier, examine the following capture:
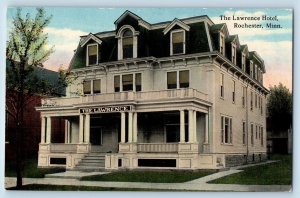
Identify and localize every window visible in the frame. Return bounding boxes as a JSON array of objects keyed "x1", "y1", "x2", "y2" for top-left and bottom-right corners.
[
  {"x1": 261, "y1": 98, "x2": 263, "y2": 115},
  {"x1": 114, "y1": 75, "x2": 120, "y2": 92},
  {"x1": 250, "y1": 61, "x2": 253, "y2": 78},
  {"x1": 221, "y1": 116, "x2": 232, "y2": 144},
  {"x1": 87, "y1": 44, "x2": 98, "y2": 65},
  {"x1": 220, "y1": 73, "x2": 224, "y2": 98},
  {"x1": 232, "y1": 80, "x2": 235, "y2": 103},
  {"x1": 122, "y1": 74, "x2": 133, "y2": 91},
  {"x1": 171, "y1": 30, "x2": 185, "y2": 55},
  {"x1": 255, "y1": 93, "x2": 257, "y2": 108},
  {"x1": 220, "y1": 34, "x2": 225, "y2": 55},
  {"x1": 122, "y1": 29, "x2": 133, "y2": 59},
  {"x1": 167, "y1": 70, "x2": 189, "y2": 89},
  {"x1": 261, "y1": 127, "x2": 264, "y2": 146},
  {"x1": 167, "y1": 71, "x2": 177, "y2": 89},
  {"x1": 242, "y1": 86, "x2": 246, "y2": 107},
  {"x1": 115, "y1": 73, "x2": 142, "y2": 92},
  {"x1": 242, "y1": 121, "x2": 246, "y2": 145},
  {"x1": 179, "y1": 70, "x2": 189, "y2": 88},
  {"x1": 250, "y1": 91, "x2": 253, "y2": 111},
  {"x1": 93, "y1": 79, "x2": 101, "y2": 94},
  {"x1": 83, "y1": 79, "x2": 101, "y2": 95},
  {"x1": 83, "y1": 80, "x2": 91, "y2": 95},
  {"x1": 135, "y1": 73, "x2": 142, "y2": 92},
  {"x1": 232, "y1": 45, "x2": 236, "y2": 65},
  {"x1": 242, "y1": 53, "x2": 246, "y2": 72},
  {"x1": 256, "y1": 125, "x2": 258, "y2": 139},
  {"x1": 251, "y1": 123, "x2": 254, "y2": 145},
  {"x1": 254, "y1": 65, "x2": 258, "y2": 80}
]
